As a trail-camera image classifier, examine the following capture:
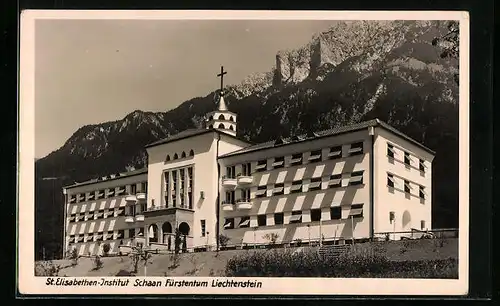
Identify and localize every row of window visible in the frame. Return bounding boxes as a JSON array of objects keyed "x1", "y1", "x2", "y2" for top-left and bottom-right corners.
[
  {"x1": 165, "y1": 149, "x2": 195, "y2": 162},
  {"x1": 223, "y1": 171, "x2": 364, "y2": 203},
  {"x1": 67, "y1": 228, "x2": 145, "y2": 243},
  {"x1": 67, "y1": 203, "x2": 146, "y2": 223},
  {"x1": 387, "y1": 143, "x2": 427, "y2": 173},
  {"x1": 69, "y1": 182, "x2": 147, "y2": 204},
  {"x1": 223, "y1": 204, "x2": 364, "y2": 229},
  {"x1": 163, "y1": 166, "x2": 194, "y2": 209},
  {"x1": 387, "y1": 173, "x2": 427, "y2": 200},
  {"x1": 224, "y1": 142, "x2": 364, "y2": 178},
  {"x1": 208, "y1": 114, "x2": 235, "y2": 122}
]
